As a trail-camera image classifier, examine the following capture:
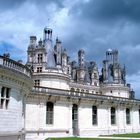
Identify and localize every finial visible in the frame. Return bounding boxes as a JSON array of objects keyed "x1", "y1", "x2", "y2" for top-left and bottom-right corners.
[
  {"x1": 48, "y1": 18, "x2": 50, "y2": 28},
  {"x1": 56, "y1": 36, "x2": 59, "y2": 42}
]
